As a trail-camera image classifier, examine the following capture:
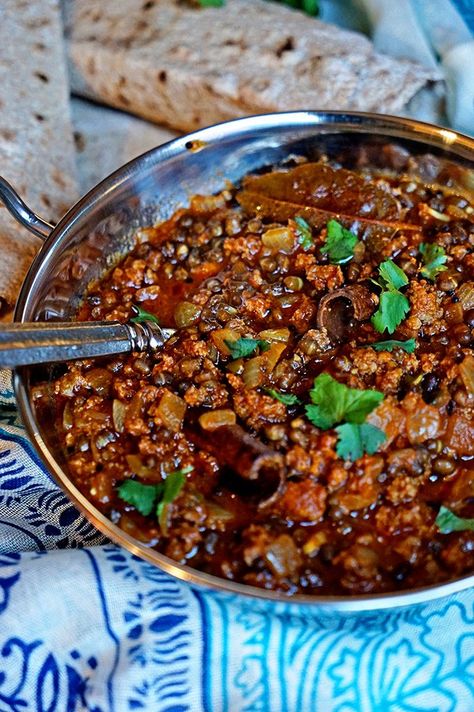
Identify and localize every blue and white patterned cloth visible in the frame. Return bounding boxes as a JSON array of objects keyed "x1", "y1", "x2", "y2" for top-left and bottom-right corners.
[
  {"x1": 321, "y1": 0, "x2": 474, "y2": 135},
  {"x1": 1, "y1": 369, "x2": 474, "y2": 712}
]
